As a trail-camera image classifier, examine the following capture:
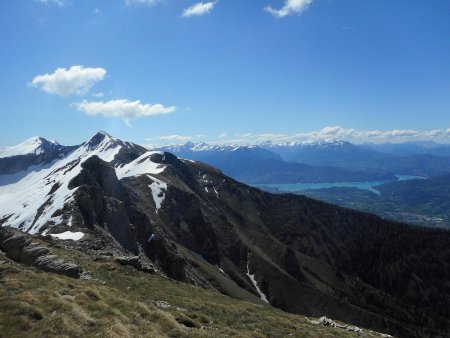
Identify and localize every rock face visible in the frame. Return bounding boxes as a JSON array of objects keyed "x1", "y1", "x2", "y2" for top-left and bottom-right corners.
[
  {"x1": 68, "y1": 155, "x2": 141, "y2": 253},
  {"x1": 0, "y1": 227, "x2": 82, "y2": 278}
]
